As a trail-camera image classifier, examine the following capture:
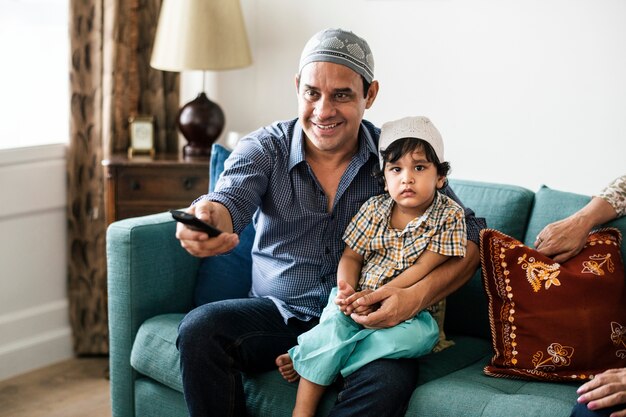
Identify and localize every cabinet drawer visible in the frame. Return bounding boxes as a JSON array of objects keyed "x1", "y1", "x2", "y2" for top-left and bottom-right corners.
[
  {"x1": 116, "y1": 167, "x2": 209, "y2": 203},
  {"x1": 103, "y1": 153, "x2": 211, "y2": 225}
]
